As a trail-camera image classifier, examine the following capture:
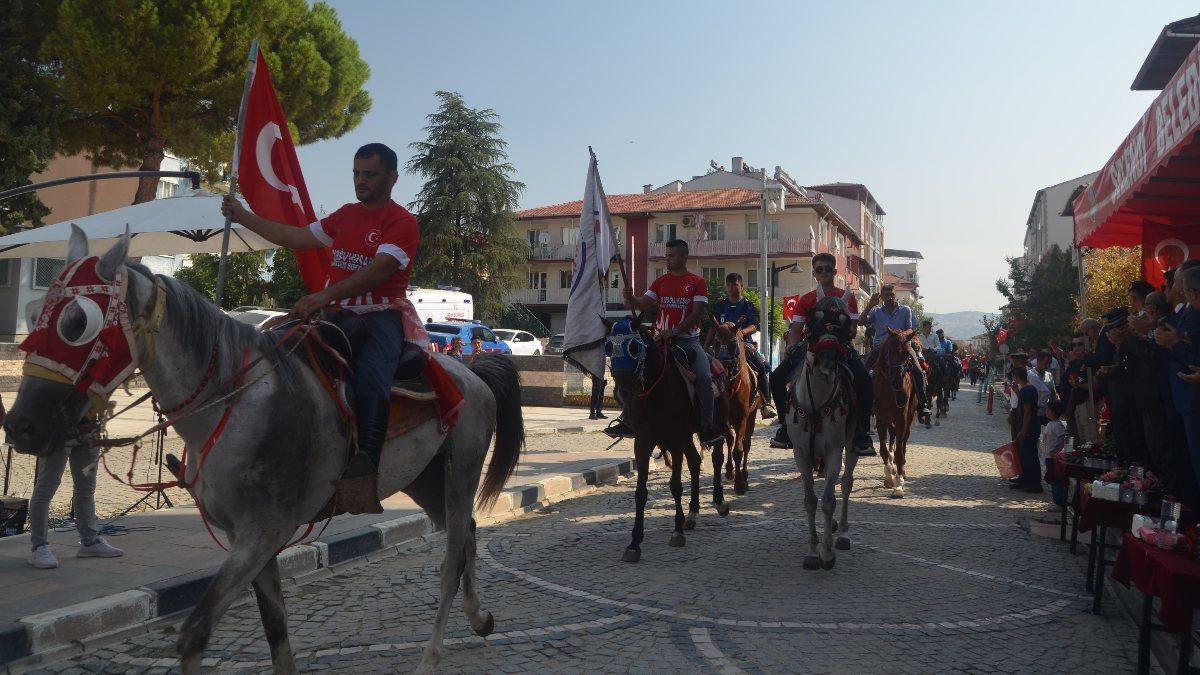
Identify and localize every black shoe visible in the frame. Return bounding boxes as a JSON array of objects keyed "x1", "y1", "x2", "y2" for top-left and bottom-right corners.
[
  {"x1": 603, "y1": 419, "x2": 635, "y2": 439},
  {"x1": 699, "y1": 427, "x2": 724, "y2": 446},
  {"x1": 760, "y1": 402, "x2": 777, "y2": 420},
  {"x1": 595, "y1": 411, "x2": 607, "y2": 419},
  {"x1": 589, "y1": 412, "x2": 599, "y2": 420},
  {"x1": 852, "y1": 431, "x2": 877, "y2": 457},
  {"x1": 1020, "y1": 485, "x2": 1045, "y2": 494},
  {"x1": 770, "y1": 426, "x2": 792, "y2": 449}
]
